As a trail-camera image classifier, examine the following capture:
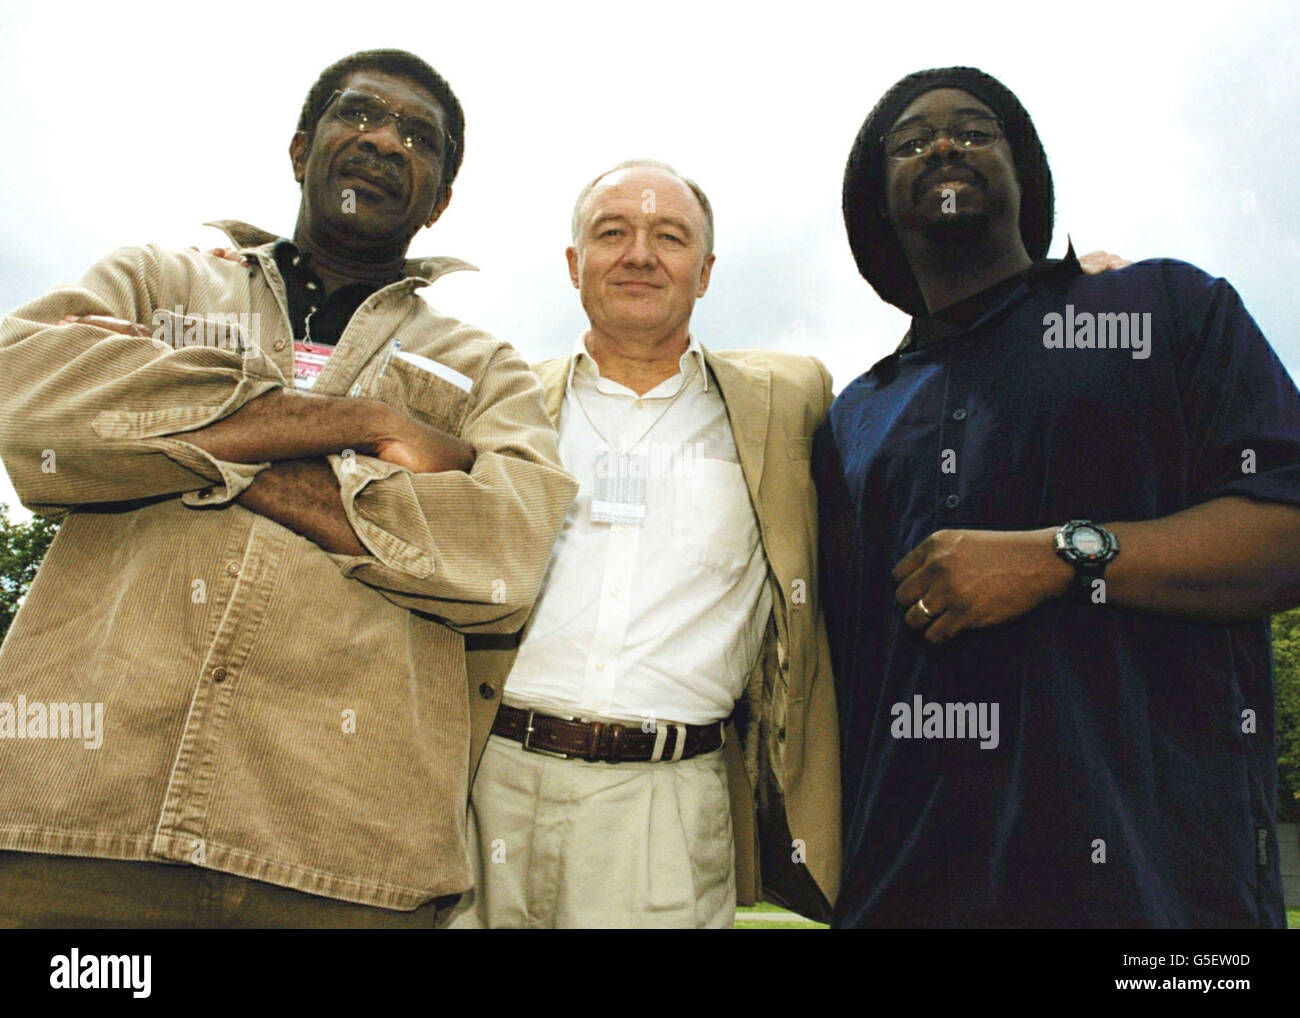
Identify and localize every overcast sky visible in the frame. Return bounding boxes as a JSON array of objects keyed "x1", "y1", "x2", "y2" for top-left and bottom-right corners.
[{"x1": 1, "y1": 0, "x2": 1297, "y2": 519}]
